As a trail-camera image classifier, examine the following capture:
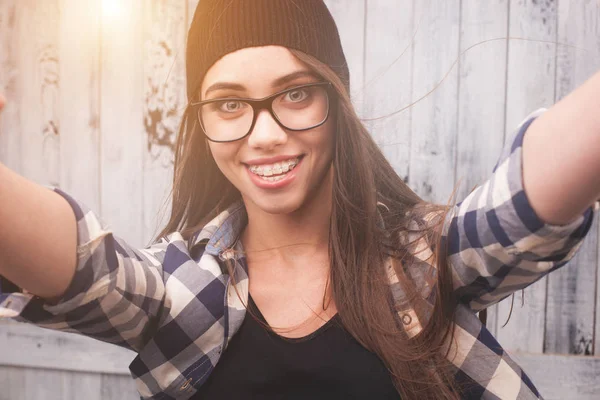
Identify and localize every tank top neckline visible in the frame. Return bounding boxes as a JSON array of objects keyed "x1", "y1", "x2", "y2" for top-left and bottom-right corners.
[{"x1": 247, "y1": 293, "x2": 341, "y2": 343}]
